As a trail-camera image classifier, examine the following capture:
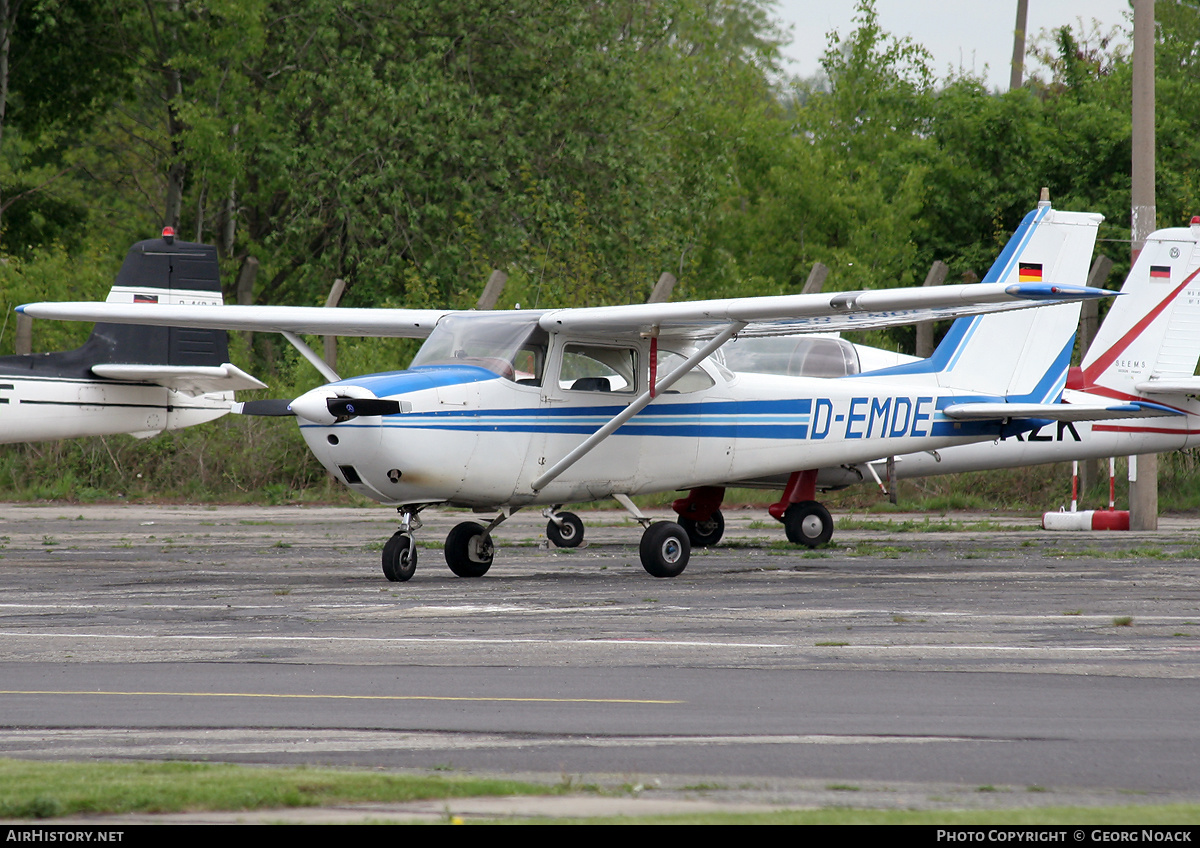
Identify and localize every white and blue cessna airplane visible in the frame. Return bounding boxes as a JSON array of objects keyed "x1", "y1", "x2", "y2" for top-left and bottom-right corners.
[
  {"x1": 21, "y1": 206, "x2": 1150, "y2": 581},
  {"x1": 0, "y1": 229, "x2": 263, "y2": 444}
]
